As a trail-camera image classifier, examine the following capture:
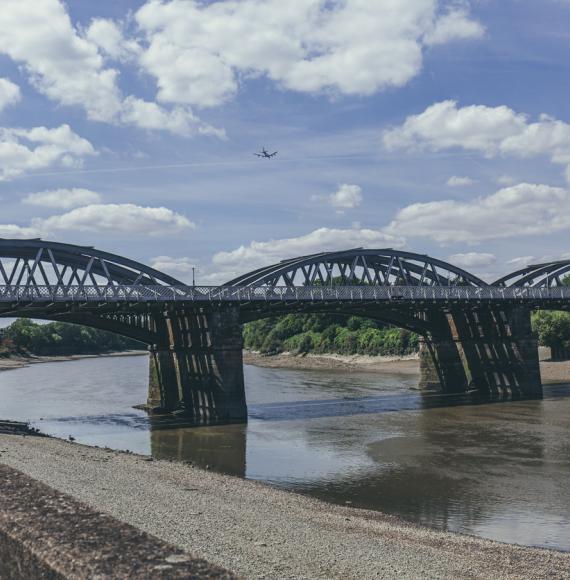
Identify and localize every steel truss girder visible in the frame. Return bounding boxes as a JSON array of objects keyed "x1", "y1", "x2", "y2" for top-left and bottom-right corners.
[
  {"x1": 494, "y1": 259, "x2": 570, "y2": 288},
  {"x1": 0, "y1": 239, "x2": 183, "y2": 291},
  {"x1": 223, "y1": 248, "x2": 488, "y2": 288}
]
